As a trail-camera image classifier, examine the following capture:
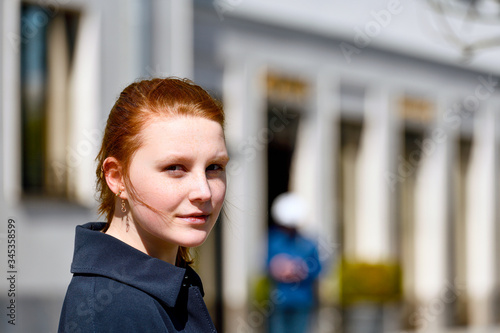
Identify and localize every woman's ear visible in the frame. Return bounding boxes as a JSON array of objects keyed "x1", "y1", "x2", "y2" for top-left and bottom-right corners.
[{"x1": 102, "y1": 157, "x2": 127, "y2": 199}]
